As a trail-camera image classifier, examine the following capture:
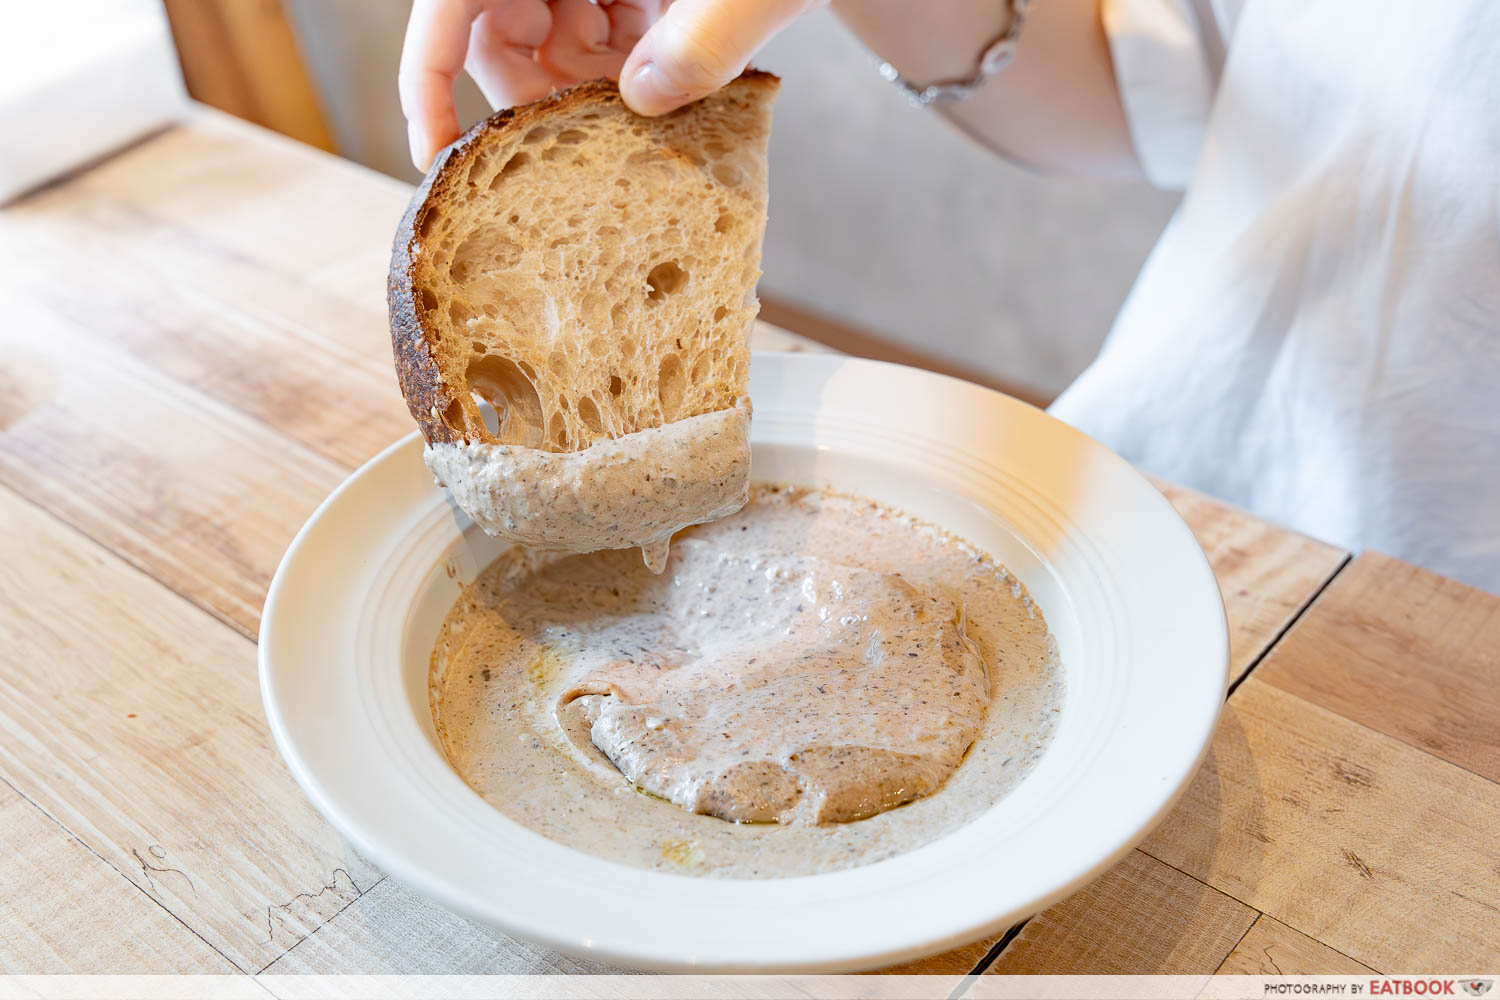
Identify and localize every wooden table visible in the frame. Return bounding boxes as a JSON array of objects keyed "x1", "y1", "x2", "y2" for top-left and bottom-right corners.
[{"x1": 1, "y1": 109, "x2": 1496, "y2": 979}]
